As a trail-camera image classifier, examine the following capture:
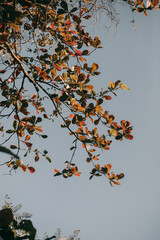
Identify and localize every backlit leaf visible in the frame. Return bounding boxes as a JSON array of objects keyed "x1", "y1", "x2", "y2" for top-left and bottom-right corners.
[
  {"x1": 20, "y1": 164, "x2": 27, "y2": 172},
  {"x1": 28, "y1": 166, "x2": 35, "y2": 173},
  {"x1": 109, "y1": 81, "x2": 115, "y2": 89},
  {"x1": 25, "y1": 135, "x2": 31, "y2": 141},
  {"x1": 119, "y1": 83, "x2": 130, "y2": 90}
]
